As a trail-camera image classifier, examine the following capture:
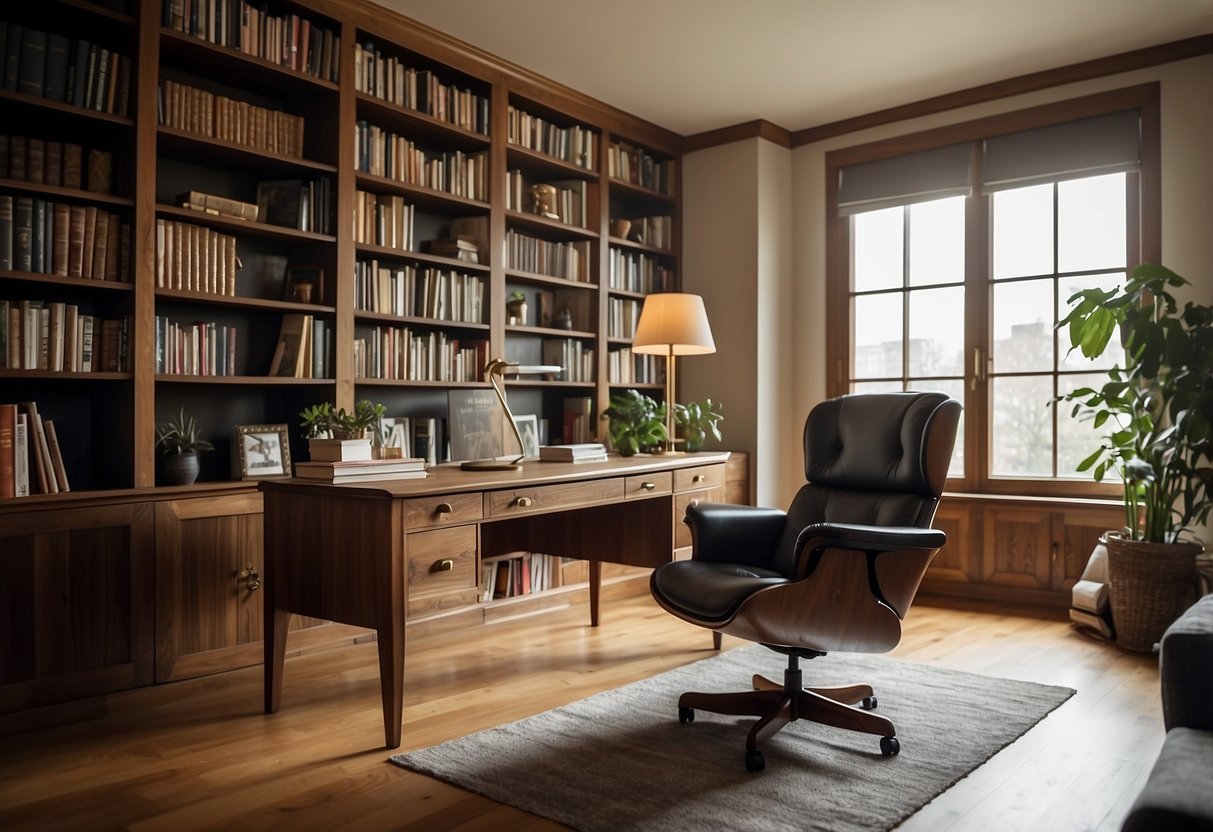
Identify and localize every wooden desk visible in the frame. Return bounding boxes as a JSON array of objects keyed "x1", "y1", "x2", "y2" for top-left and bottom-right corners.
[{"x1": 260, "y1": 452, "x2": 729, "y2": 747}]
